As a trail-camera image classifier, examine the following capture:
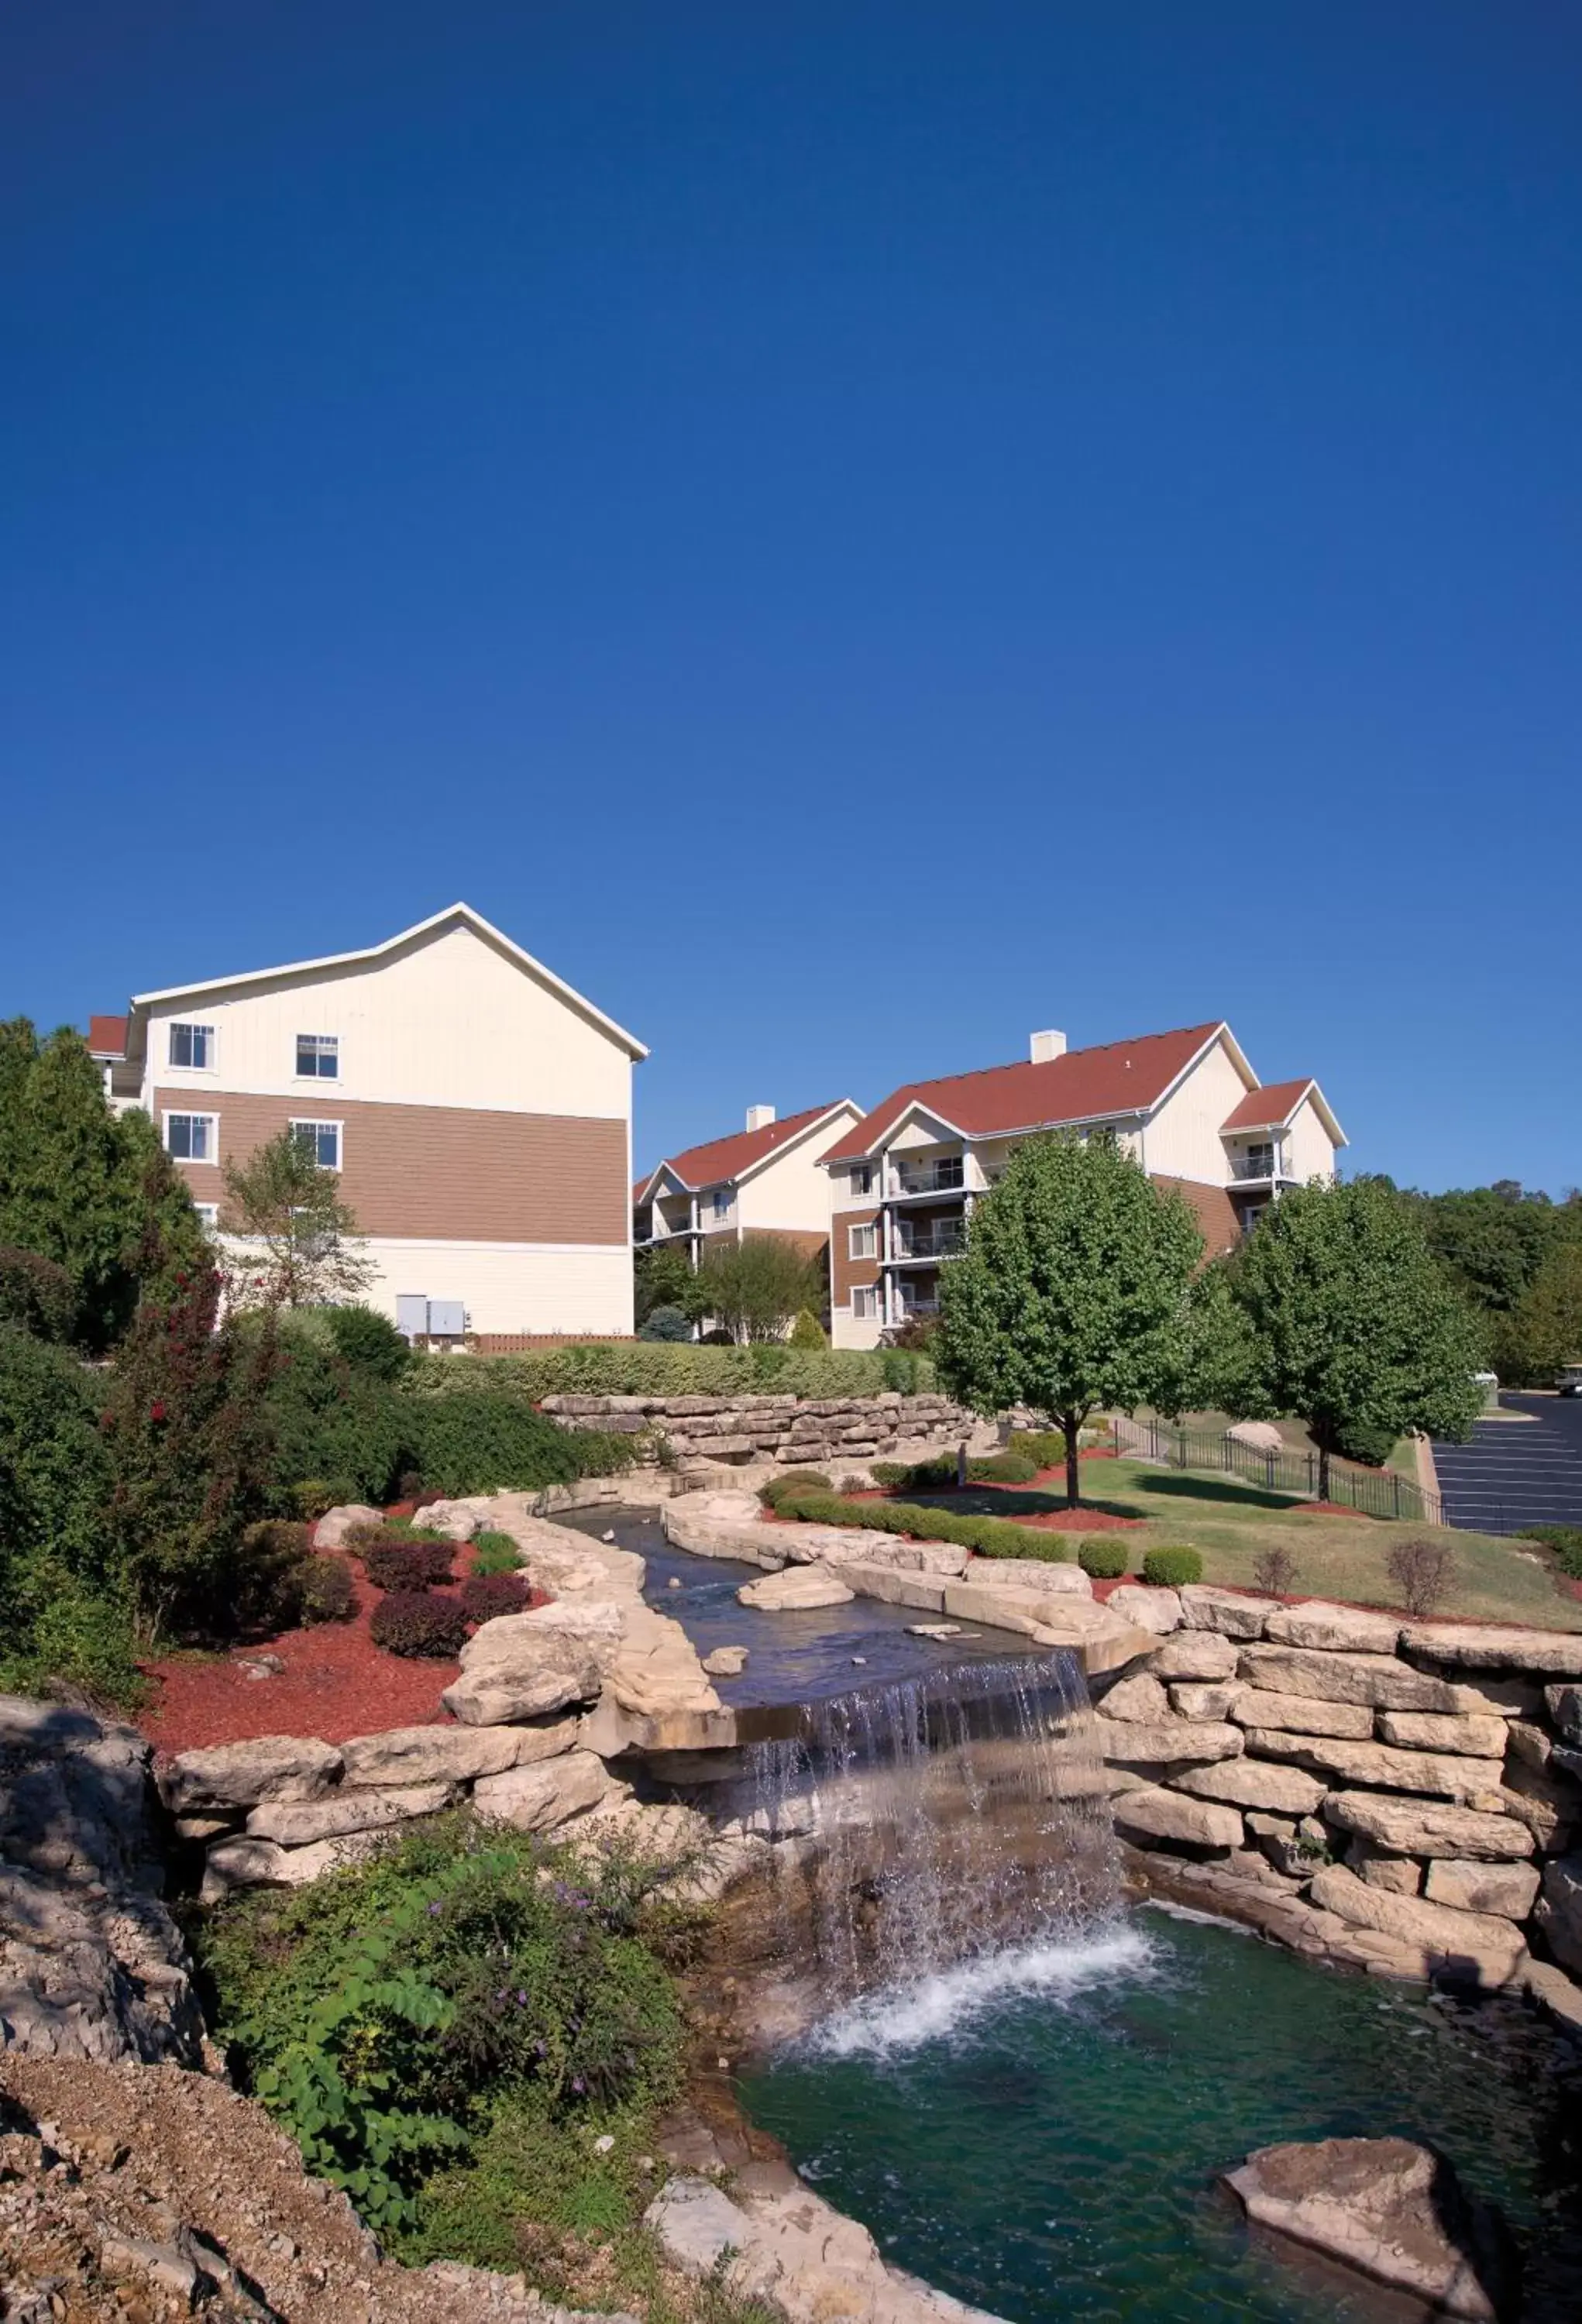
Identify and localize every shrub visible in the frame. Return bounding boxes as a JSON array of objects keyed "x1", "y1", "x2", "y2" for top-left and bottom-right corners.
[
  {"x1": 0, "y1": 1324, "x2": 115, "y2": 1589},
  {"x1": 291, "y1": 1477, "x2": 352, "y2": 1522},
  {"x1": 896, "y1": 1455, "x2": 956, "y2": 1490},
  {"x1": 771, "y1": 1487, "x2": 1073, "y2": 1563},
  {"x1": 363, "y1": 1540, "x2": 456, "y2": 1591},
  {"x1": 789, "y1": 1309, "x2": 828, "y2": 1349},
  {"x1": 461, "y1": 1572, "x2": 531, "y2": 1622},
  {"x1": 1331, "y1": 1419, "x2": 1398, "y2": 1469},
  {"x1": 263, "y1": 1331, "x2": 409, "y2": 1508},
  {"x1": 470, "y1": 1530, "x2": 524, "y2": 1576},
  {"x1": 839, "y1": 1474, "x2": 869, "y2": 1494},
  {"x1": 405, "y1": 1392, "x2": 627, "y2": 1498},
  {"x1": 1006, "y1": 1428, "x2": 1066, "y2": 1472},
  {"x1": 637, "y1": 1305, "x2": 693, "y2": 1343},
  {"x1": 298, "y1": 1552, "x2": 355, "y2": 1624},
  {"x1": 869, "y1": 1461, "x2": 907, "y2": 1487},
  {"x1": 1518, "y1": 1525, "x2": 1582, "y2": 1581},
  {"x1": 0, "y1": 1246, "x2": 77, "y2": 1343},
  {"x1": 968, "y1": 1451, "x2": 1039, "y2": 1485},
  {"x1": 425, "y1": 1345, "x2": 934, "y2": 1397},
  {"x1": 323, "y1": 1304, "x2": 411, "y2": 1380},
  {"x1": 1078, "y1": 1540, "x2": 1127, "y2": 1580},
  {"x1": 1252, "y1": 1545, "x2": 1299, "y2": 1597},
  {"x1": 370, "y1": 1590, "x2": 469, "y2": 1658},
  {"x1": 757, "y1": 1470, "x2": 833, "y2": 1509},
  {"x1": 233, "y1": 1519, "x2": 316, "y2": 1631},
  {"x1": 1385, "y1": 1538, "x2": 1454, "y2": 1618},
  {"x1": 1142, "y1": 1545, "x2": 1203, "y2": 1588}
]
